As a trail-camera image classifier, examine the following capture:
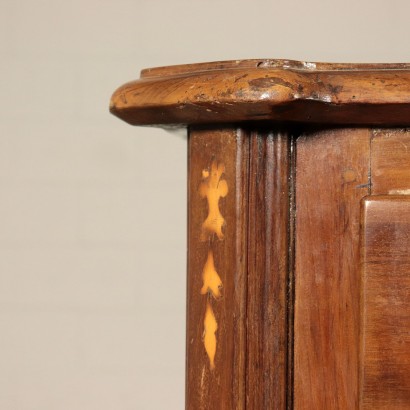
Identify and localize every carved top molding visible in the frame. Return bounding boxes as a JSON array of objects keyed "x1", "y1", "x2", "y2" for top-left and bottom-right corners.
[{"x1": 110, "y1": 59, "x2": 410, "y2": 127}]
